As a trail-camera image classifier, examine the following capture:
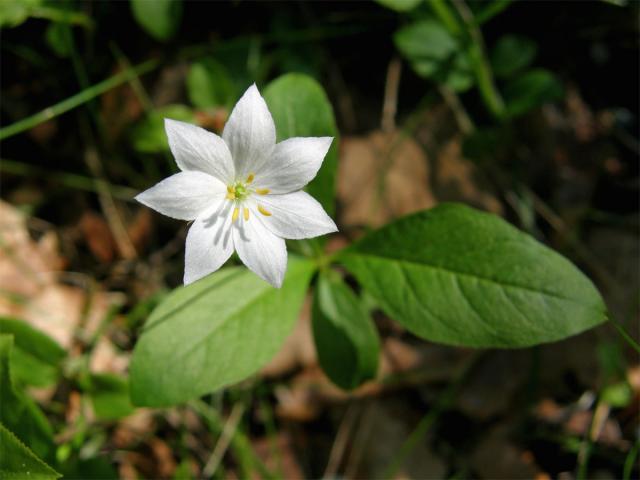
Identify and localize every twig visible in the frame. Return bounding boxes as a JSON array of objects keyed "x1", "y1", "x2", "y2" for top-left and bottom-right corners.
[
  {"x1": 324, "y1": 403, "x2": 360, "y2": 478},
  {"x1": 203, "y1": 402, "x2": 246, "y2": 477},
  {"x1": 437, "y1": 84, "x2": 475, "y2": 134},
  {"x1": 381, "y1": 57, "x2": 402, "y2": 133},
  {"x1": 84, "y1": 146, "x2": 137, "y2": 260}
]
